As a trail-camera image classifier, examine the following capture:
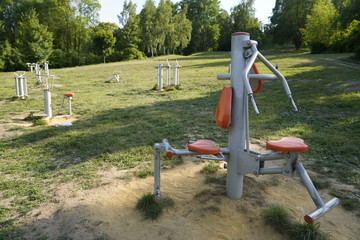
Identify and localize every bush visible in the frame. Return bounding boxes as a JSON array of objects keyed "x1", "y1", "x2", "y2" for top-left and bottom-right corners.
[{"x1": 48, "y1": 49, "x2": 102, "y2": 68}]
